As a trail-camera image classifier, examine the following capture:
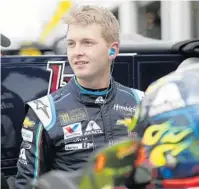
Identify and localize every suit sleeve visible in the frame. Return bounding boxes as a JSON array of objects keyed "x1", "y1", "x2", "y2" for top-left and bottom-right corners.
[
  {"x1": 15, "y1": 108, "x2": 51, "y2": 189},
  {"x1": 132, "y1": 89, "x2": 145, "y2": 104}
]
